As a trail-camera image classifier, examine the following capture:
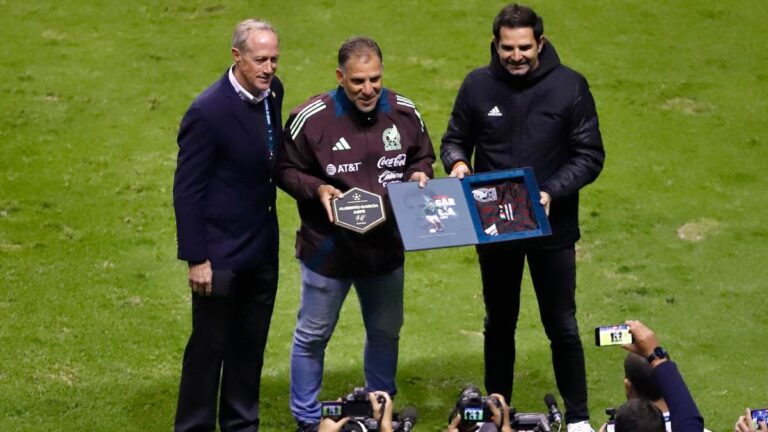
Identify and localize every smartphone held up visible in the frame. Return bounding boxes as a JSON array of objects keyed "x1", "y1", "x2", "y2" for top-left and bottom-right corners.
[
  {"x1": 752, "y1": 408, "x2": 768, "y2": 429},
  {"x1": 595, "y1": 324, "x2": 633, "y2": 347}
]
